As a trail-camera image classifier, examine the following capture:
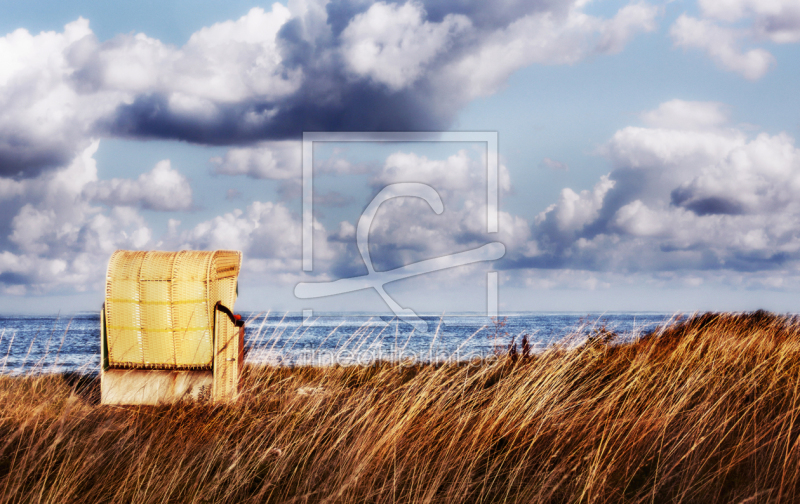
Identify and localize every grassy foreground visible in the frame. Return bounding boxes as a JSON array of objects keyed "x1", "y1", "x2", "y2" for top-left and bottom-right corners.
[{"x1": 2, "y1": 312, "x2": 800, "y2": 503}]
